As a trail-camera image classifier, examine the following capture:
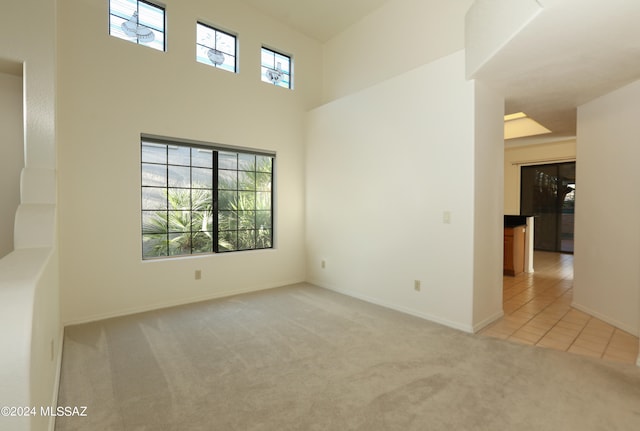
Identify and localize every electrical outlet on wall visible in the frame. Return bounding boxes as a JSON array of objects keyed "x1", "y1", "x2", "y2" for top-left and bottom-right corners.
[
  {"x1": 195, "y1": 270, "x2": 202, "y2": 280},
  {"x1": 414, "y1": 280, "x2": 421, "y2": 292},
  {"x1": 321, "y1": 260, "x2": 326, "y2": 269}
]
